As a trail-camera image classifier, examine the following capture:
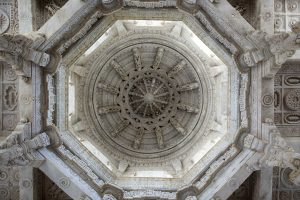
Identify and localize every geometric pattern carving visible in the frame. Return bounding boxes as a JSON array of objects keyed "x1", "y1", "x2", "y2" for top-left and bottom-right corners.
[
  {"x1": 272, "y1": 167, "x2": 300, "y2": 200},
  {"x1": 274, "y1": 0, "x2": 300, "y2": 33},
  {"x1": 0, "y1": 62, "x2": 19, "y2": 138},
  {"x1": 0, "y1": 166, "x2": 19, "y2": 200},
  {"x1": 274, "y1": 63, "x2": 300, "y2": 136}
]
